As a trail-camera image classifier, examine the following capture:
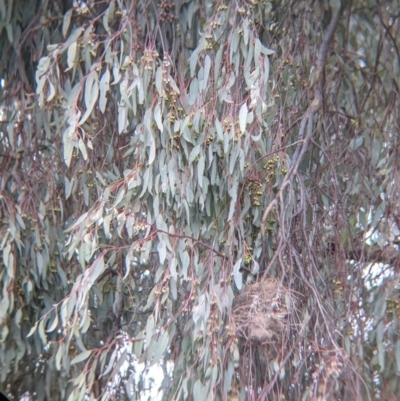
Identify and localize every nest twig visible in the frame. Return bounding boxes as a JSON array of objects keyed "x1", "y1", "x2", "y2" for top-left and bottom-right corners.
[{"x1": 233, "y1": 279, "x2": 293, "y2": 344}]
